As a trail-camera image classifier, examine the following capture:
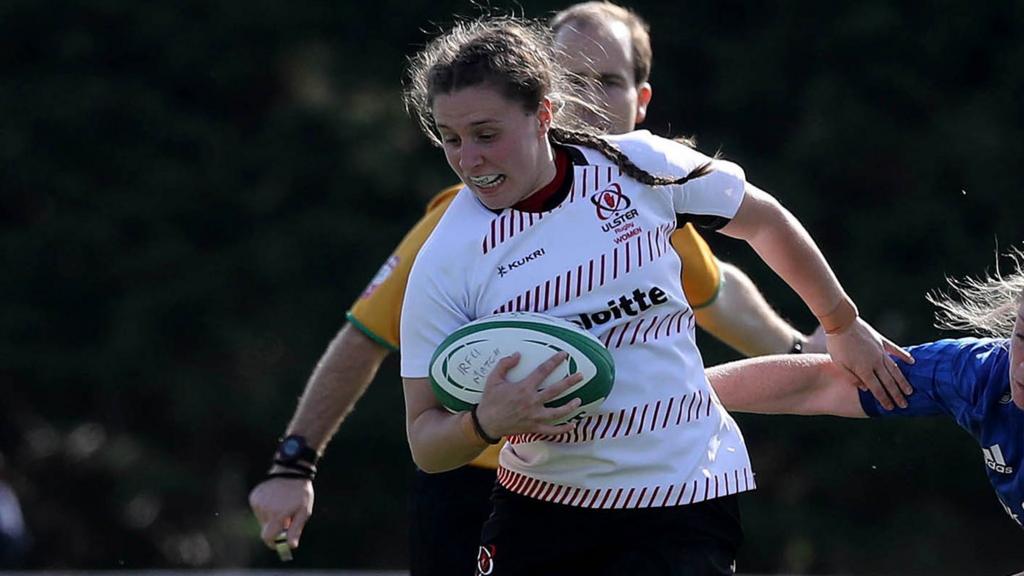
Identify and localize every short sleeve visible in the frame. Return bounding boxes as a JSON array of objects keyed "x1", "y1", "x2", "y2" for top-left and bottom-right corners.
[
  {"x1": 669, "y1": 156, "x2": 746, "y2": 226},
  {"x1": 604, "y1": 131, "x2": 746, "y2": 225},
  {"x1": 347, "y1": 186, "x2": 461, "y2": 350},
  {"x1": 858, "y1": 339, "x2": 990, "y2": 419},
  {"x1": 398, "y1": 198, "x2": 474, "y2": 379}
]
